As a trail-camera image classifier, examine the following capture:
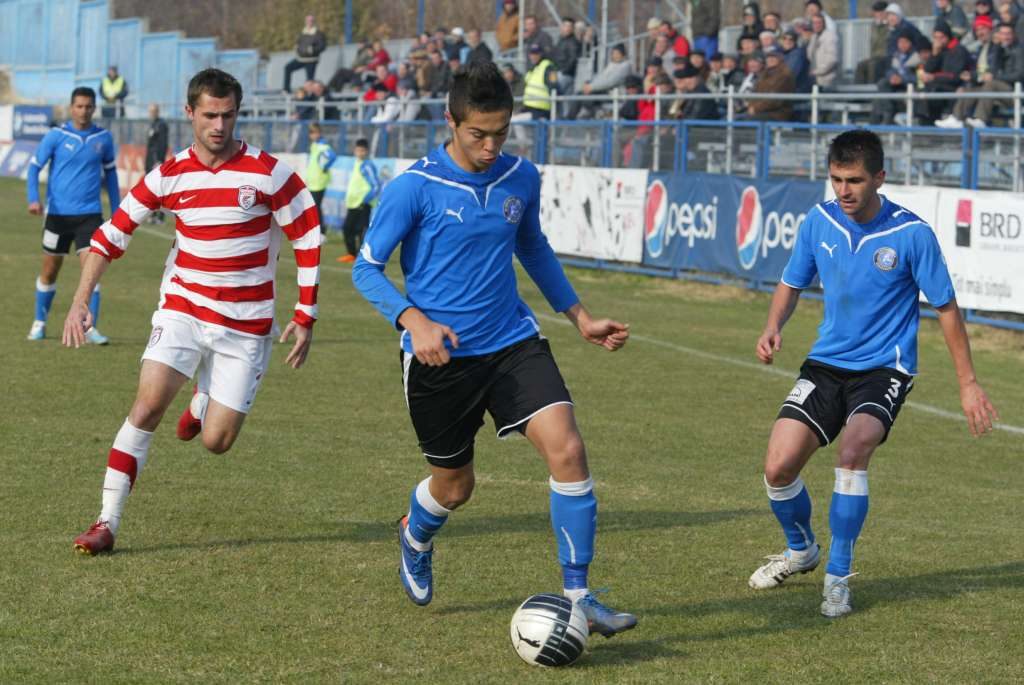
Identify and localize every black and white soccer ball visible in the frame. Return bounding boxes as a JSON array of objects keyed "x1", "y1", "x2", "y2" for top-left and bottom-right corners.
[{"x1": 509, "y1": 593, "x2": 589, "y2": 667}]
